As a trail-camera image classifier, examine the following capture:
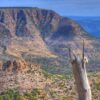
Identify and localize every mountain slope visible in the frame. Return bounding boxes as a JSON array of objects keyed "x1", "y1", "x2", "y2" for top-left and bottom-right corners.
[
  {"x1": 0, "y1": 8, "x2": 86, "y2": 56},
  {"x1": 0, "y1": 59, "x2": 99, "y2": 100},
  {"x1": 0, "y1": 60, "x2": 99, "y2": 100},
  {"x1": 0, "y1": 7, "x2": 99, "y2": 73},
  {"x1": 0, "y1": 8, "x2": 57, "y2": 58}
]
